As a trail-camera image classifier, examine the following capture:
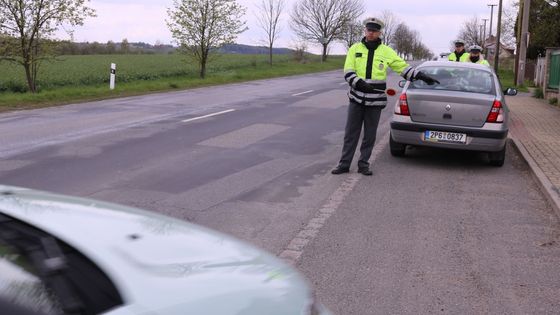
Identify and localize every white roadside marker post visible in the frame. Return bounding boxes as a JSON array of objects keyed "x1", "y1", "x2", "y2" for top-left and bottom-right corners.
[{"x1": 110, "y1": 63, "x2": 116, "y2": 90}]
